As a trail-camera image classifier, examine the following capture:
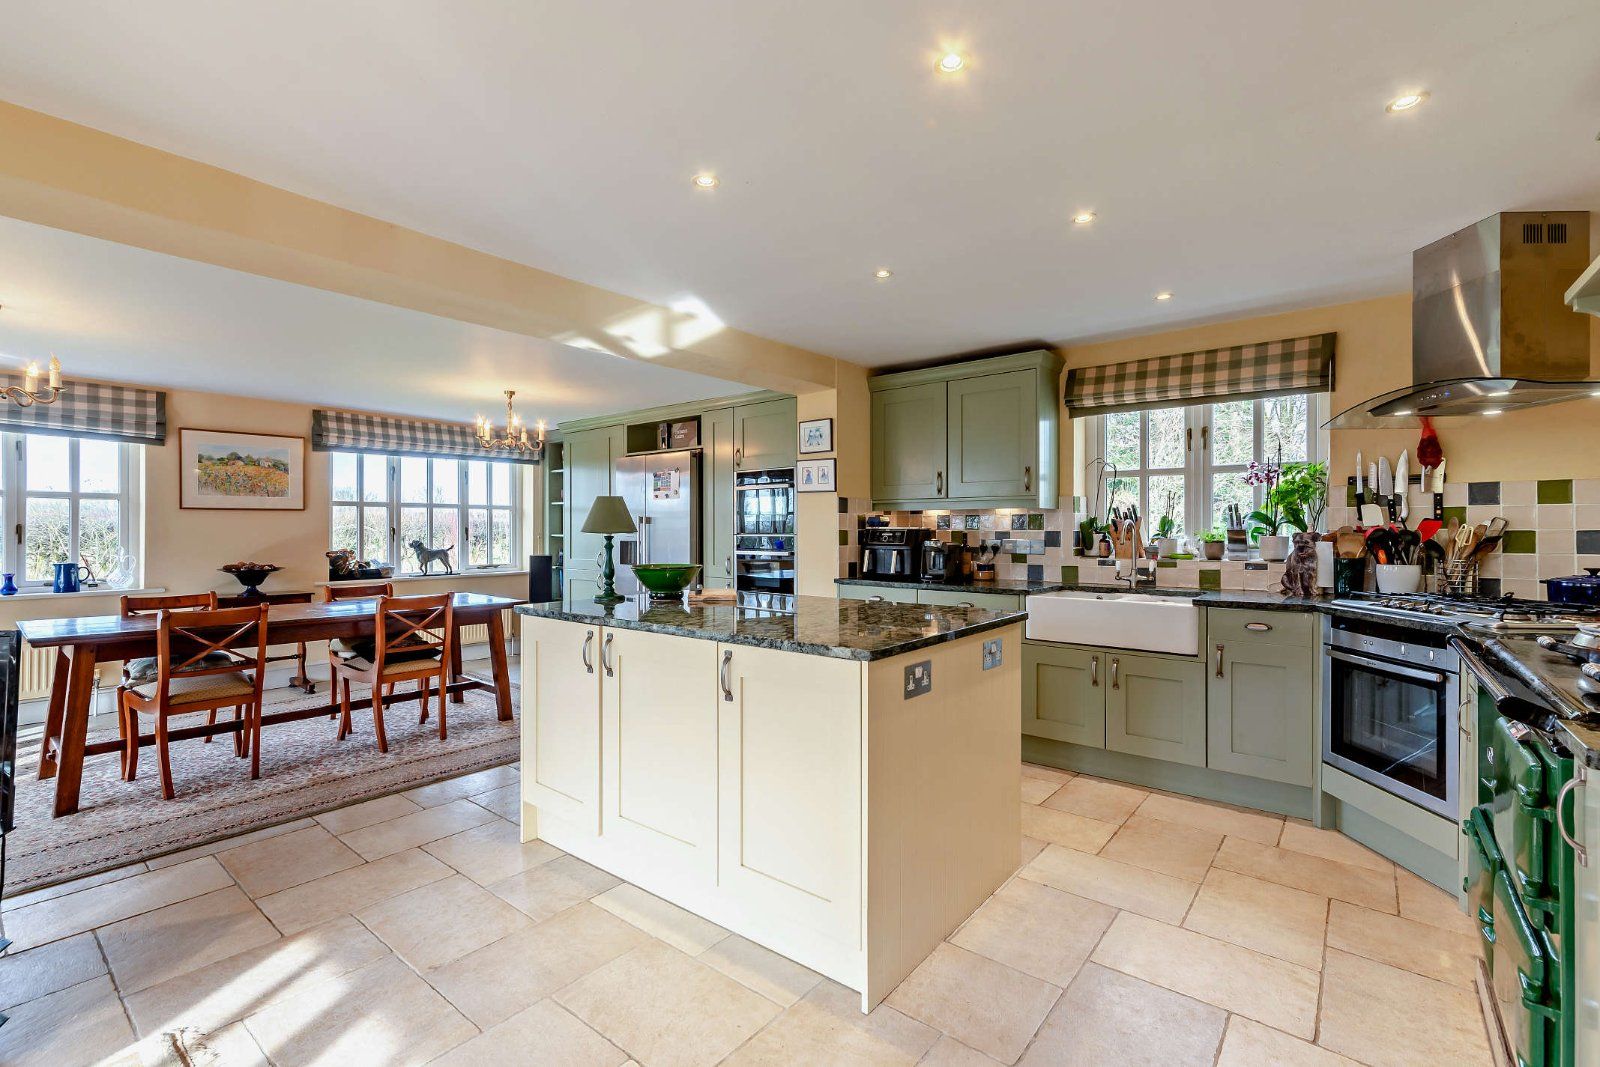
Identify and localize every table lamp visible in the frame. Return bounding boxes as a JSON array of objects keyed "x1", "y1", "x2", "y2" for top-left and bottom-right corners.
[{"x1": 581, "y1": 495, "x2": 637, "y2": 604}]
